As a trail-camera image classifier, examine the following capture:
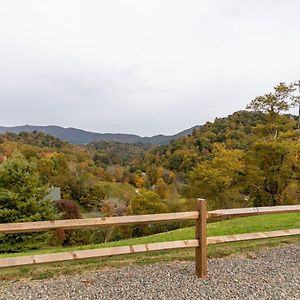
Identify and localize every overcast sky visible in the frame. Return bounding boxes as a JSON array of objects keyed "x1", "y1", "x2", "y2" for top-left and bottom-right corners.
[{"x1": 0, "y1": 0, "x2": 299, "y2": 136}]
